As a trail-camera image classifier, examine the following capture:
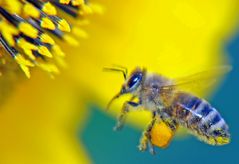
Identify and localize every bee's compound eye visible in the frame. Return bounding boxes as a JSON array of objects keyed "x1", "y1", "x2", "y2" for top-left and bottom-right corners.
[{"x1": 127, "y1": 72, "x2": 142, "y2": 89}]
